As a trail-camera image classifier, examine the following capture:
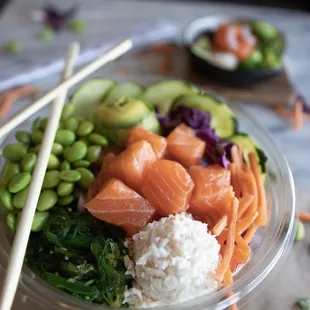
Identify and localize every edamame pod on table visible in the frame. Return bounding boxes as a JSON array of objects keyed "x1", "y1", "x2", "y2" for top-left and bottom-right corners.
[
  {"x1": 55, "y1": 129, "x2": 76, "y2": 147},
  {"x1": 0, "y1": 188, "x2": 14, "y2": 211},
  {"x1": 20, "y1": 153, "x2": 36, "y2": 173},
  {"x1": 59, "y1": 170, "x2": 81, "y2": 182},
  {"x1": 15, "y1": 131, "x2": 31, "y2": 144},
  {"x1": 3, "y1": 144, "x2": 27, "y2": 162},
  {"x1": 37, "y1": 189, "x2": 58, "y2": 211},
  {"x1": 86, "y1": 145, "x2": 102, "y2": 163},
  {"x1": 57, "y1": 182, "x2": 74, "y2": 197},
  {"x1": 77, "y1": 121, "x2": 94, "y2": 136},
  {"x1": 42, "y1": 170, "x2": 60, "y2": 189},
  {"x1": 88, "y1": 133, "x2": 108, "y2": 146},
  {"x1": 1, "y1": 163, "x2": 20, "y2": 186},
  {"x1": 8, "y1": 172, "x2": 31, "y2": 193},
  {"x1": 67, "y1": 141, "x2": 87, "y2": 162},
  {"x1": 13, "y1": 186, "x2": 29, "y2": 209},
  {"x1": 76, "y1": 168, "x2": 95, "y2": 189}
]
